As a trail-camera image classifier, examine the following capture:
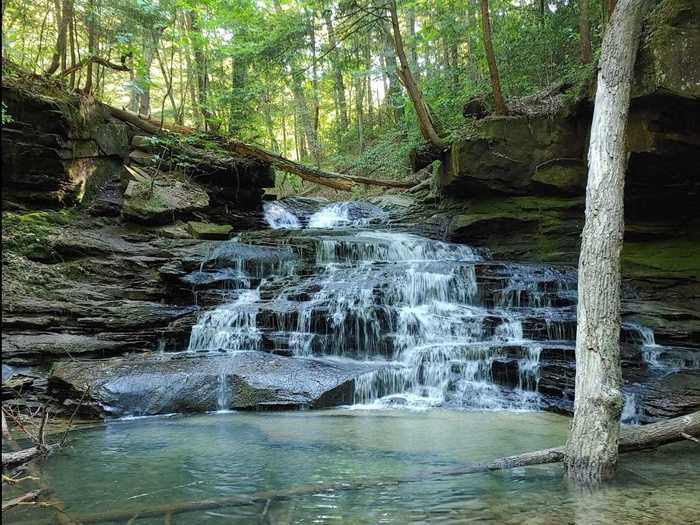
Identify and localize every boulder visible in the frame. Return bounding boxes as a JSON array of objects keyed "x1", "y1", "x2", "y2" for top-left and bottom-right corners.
[
  {"x1": 48, "y1": 351, "x2": 387, "y2": 417},
  {"x1": 122, "y1": 176, "x2": 210, "y2": 225}
]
